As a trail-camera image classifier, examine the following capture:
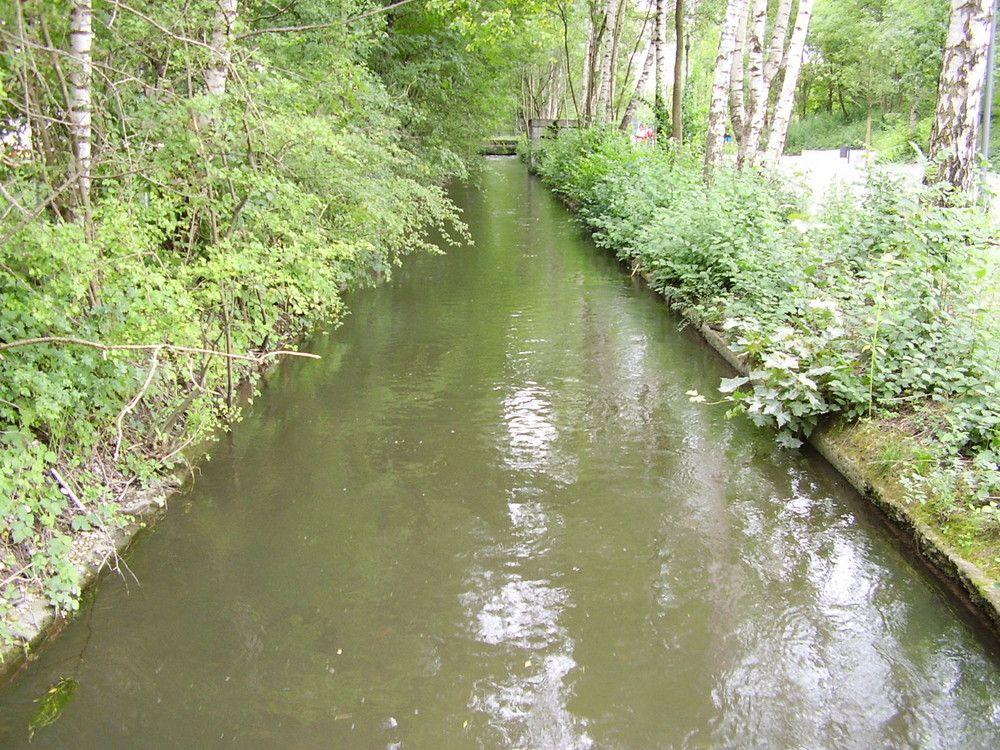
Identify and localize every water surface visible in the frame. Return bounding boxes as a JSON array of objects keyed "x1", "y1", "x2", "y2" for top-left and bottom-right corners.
[{"x1": 1, "y1": 158, "x2": 999, "y2": 749}]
